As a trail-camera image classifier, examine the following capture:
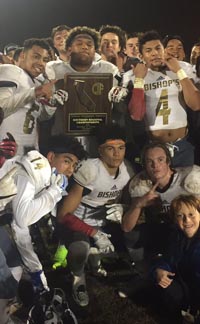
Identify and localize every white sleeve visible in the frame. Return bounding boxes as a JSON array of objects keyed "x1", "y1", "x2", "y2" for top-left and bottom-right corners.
[
  {"x1": 180, "y1": 61, "x2": 198, "y2": 82},
  {"x1": 122, "y1": 70, "x2": 134, "y2": 87},
  {"x1": 12, "y1": 175, "x2": 62, "y2": 228},
  {"x1": 0, "y1": 87, "x2": 35, "y2": 118},
  {"x1": 45, "y1": 62, "x2": 56, "y2": 80},
  {"x1": 73, "y1": 159, "x2": 97, "y2": 187}
]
